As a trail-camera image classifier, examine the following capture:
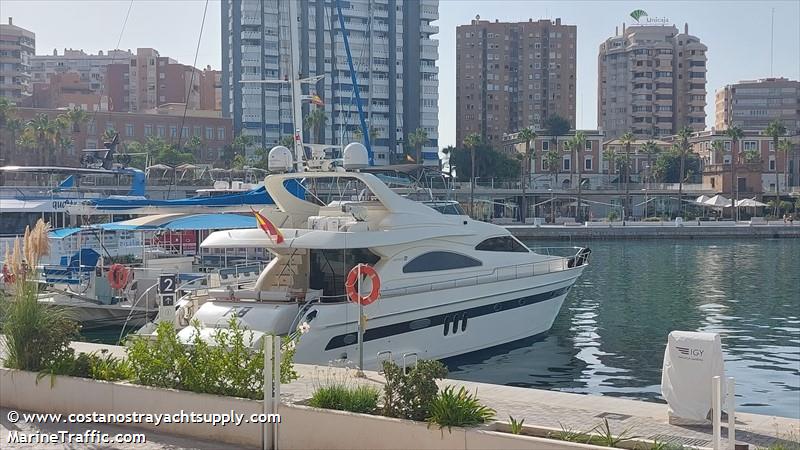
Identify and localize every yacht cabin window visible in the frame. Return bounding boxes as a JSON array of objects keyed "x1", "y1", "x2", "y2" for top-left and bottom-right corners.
[
  {"x1": 475, "y1": 236, "x2": 529, "y2": 253},
  {"x1": 402, "y1": 251, "x2": 482, "y2": 273}
]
